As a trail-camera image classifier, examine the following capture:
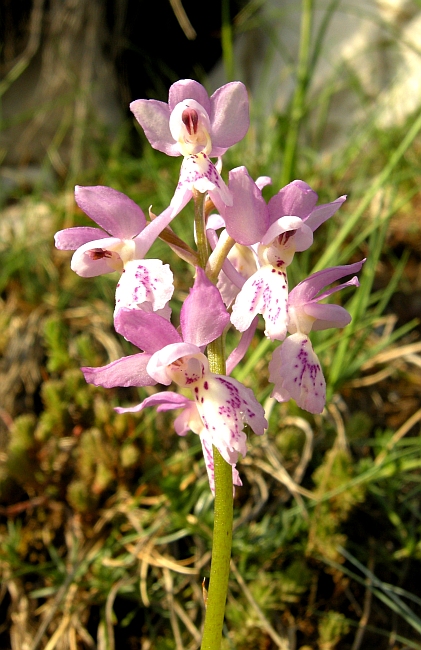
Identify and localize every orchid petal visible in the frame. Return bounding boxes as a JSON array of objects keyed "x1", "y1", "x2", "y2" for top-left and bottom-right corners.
[
  {"x1": 223, "y1": 167, "x2": 270, "y2": 245},
  {"x1": 305, "y1": 196, "x2": 346, "y2": 231},
  {"x1": 54, "y1": 227, "x2": 109, "y2": 250},
  {"x1": 231, "y1": 265, "x2": 289, "y2": 341},
  {"x1": 115, "y1": 391, "x2": 190, "y2": 414},
  {"x1": 115, "y1": 259, "x2": 174, "y2": 313},
  {"x1": 255, "y1": 176, "x2": 272, "y2": 190},
  {"x1": 289, "y1": 261, "x2": 365, "y2": 306},
  {"x1": 216, "y1": 242, "x2": 256, "y2": 307},
  {"x1": 226, "y1": 317, "x2": 259, "y2": 375},
  {"x1": 303, "y1": 302, "x2": 352, "y2": 330},
  {"x1": 269, "y1": 334, "x2": 326, "y2": 414},
  {"x1": 132, "y1": 204, "x2": 177, "y2": 258},
  {"x1": 114, "y1": 308, "x2": 181, "y2": 353},
  {"x1": 268, "y1": 180, "x2": 318, "y2": 225},
  {"x1": 194, "y1": 375, "x2": 267, "y2": 465},
  {"x1": 174, "y1": 400, "x2": 204, "y2": 436},
  {"x1": 168, "y1": 79, "x2": 211, "y2": 114},
  {"x1": 207, "y1": 214, "x2": 225, "y2": 230},
  {"x1": 75, "y1": 185, "x2": 146, "y2": 238},
  {"x1": 180, "y1": 267, "x2": 229, "y2": 347},
  {"x1": 82, "y1": 352, "x2": 154, "y2": 388},
  {"x1": 208, "y1": 82, "x2": 249, "y2": 156},
  {"x1": 311, "y1": 276, "x2": 360, "y2": 303},
  {"x1": 130, "y1": 99, "x2": 180, "y2": 156}
]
